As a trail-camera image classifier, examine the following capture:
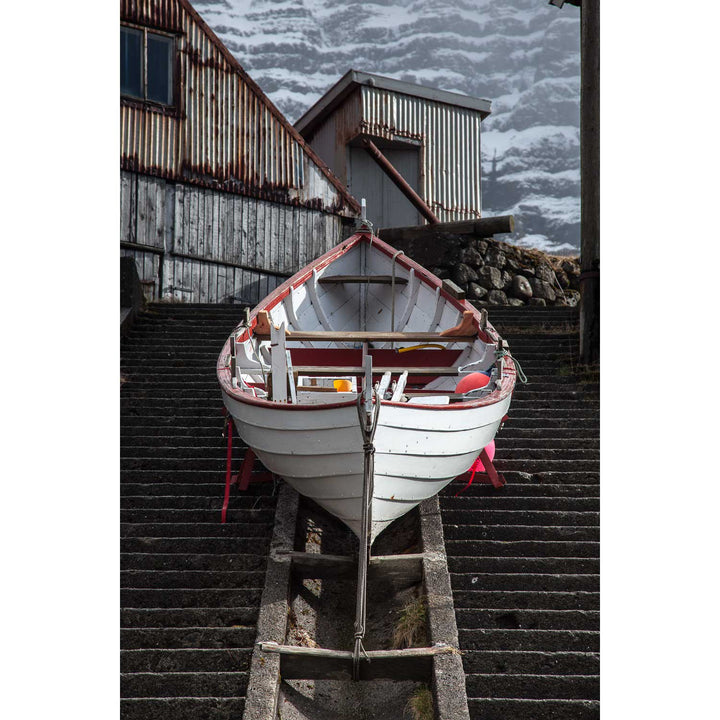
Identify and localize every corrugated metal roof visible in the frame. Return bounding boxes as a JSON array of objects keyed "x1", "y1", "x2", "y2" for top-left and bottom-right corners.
[
  {"x1": 295, "y1": 73, "x2": 490, "y2": 223},
  {"x1": 120, "y1": 0, "x2": 360, "y2": 216},
  {"x1": 295, "y1": 69, "x2": 491, "y2": 138}
]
